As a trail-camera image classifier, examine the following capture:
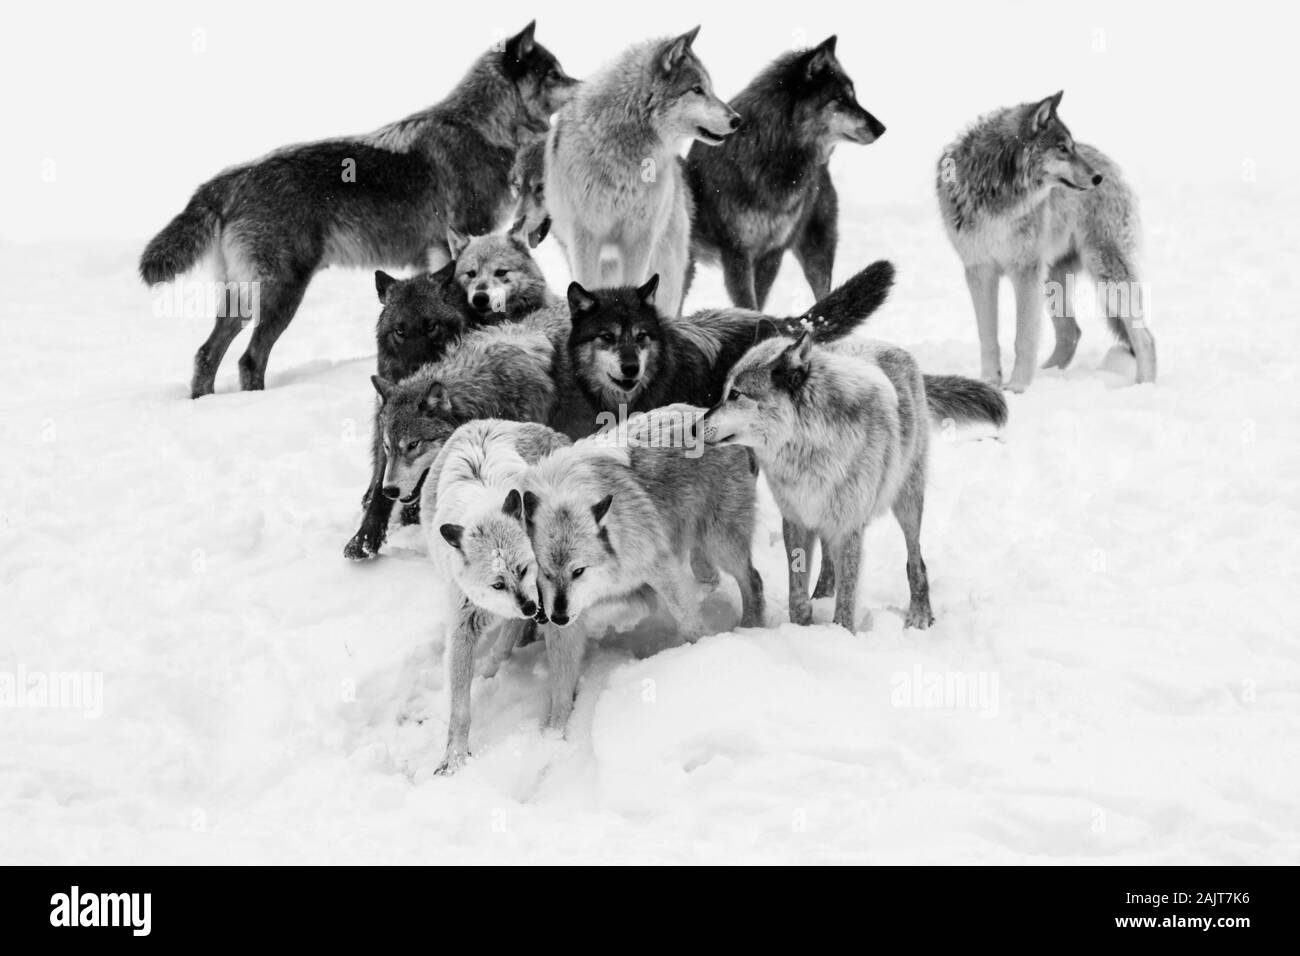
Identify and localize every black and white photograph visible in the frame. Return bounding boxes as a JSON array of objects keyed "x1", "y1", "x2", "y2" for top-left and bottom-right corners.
[{"x1": 0, "y1": 0, "x2": 1294, "y2": 891}]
